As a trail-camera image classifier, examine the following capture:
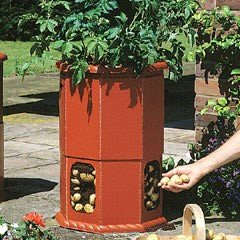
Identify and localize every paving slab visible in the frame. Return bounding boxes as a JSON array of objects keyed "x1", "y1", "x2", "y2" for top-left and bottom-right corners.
[{"x1": 4, "y1": 153, "x2": 59, "y2": 172}]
